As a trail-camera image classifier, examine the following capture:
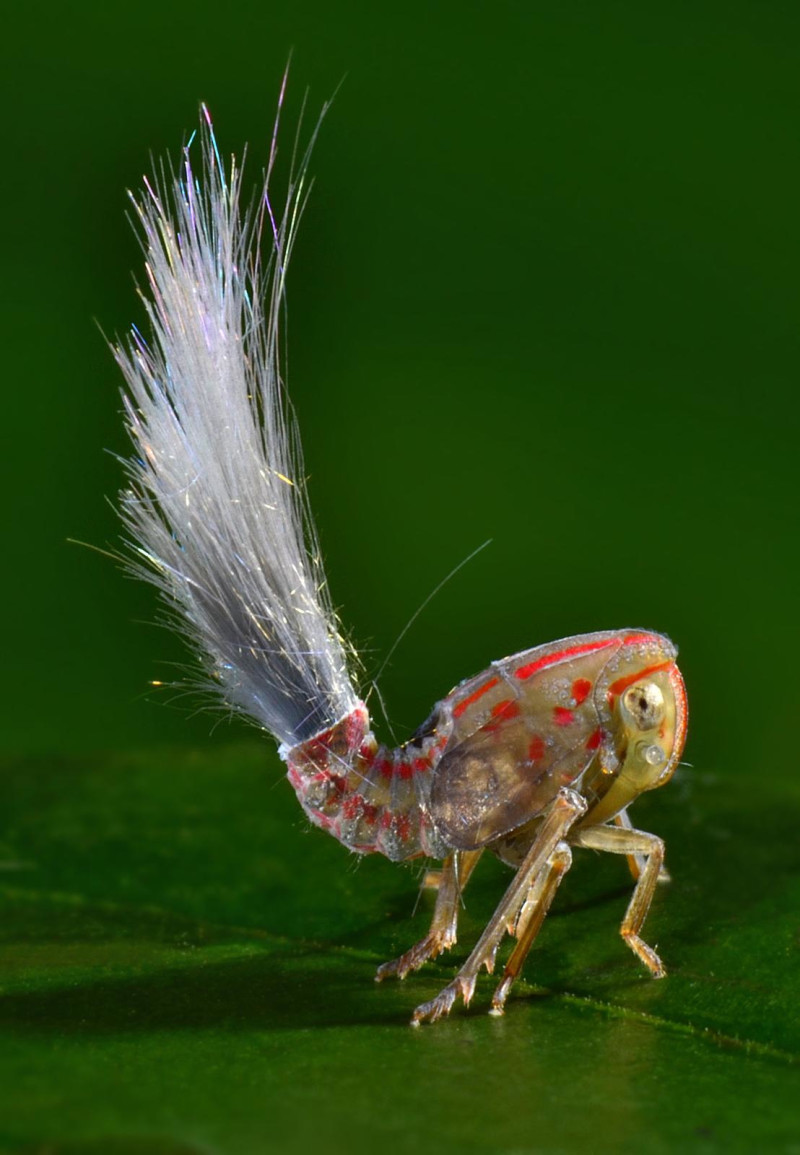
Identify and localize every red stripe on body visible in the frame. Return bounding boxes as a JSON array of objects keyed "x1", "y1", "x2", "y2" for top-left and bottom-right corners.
[
  {"x1": 668, "y1": 663, "x2": 689, "y2": 761},
  {"x1": 514, "y1": 638, "x2": 616, "y2": 681},
  {"x1": 607, "y1": 660, "x2": 673, "y2": 701},
  {"x1": 453, "y1": 676, "x2": 500, "y2": 717}
]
